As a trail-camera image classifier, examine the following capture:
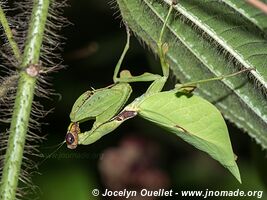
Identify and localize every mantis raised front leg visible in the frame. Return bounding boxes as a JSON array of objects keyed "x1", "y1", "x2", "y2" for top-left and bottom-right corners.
[{"x1": 65, "y1": 1, "x2": 176, "y2": 149}]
